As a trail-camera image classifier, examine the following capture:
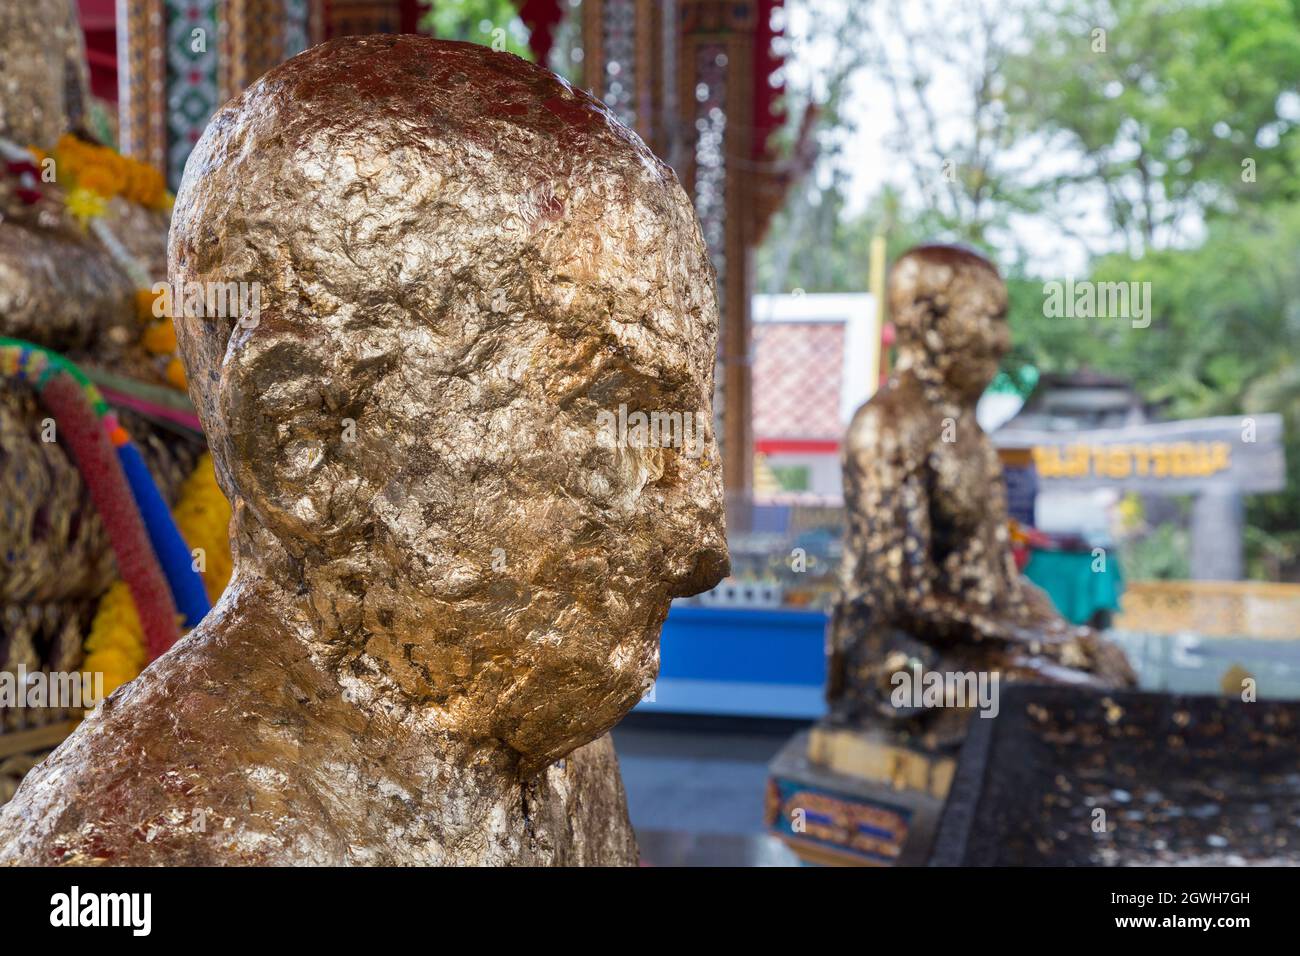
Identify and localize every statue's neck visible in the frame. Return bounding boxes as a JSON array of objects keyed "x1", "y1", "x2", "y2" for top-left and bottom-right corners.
[
  {"x1": 224, "y1": 560, "x2": 456, "y2": 729},
  {"x1": 203, "y1": 571, "x2": 559, "y2": 863},
  {"x1": 223, "y1": 504, "x2": 469, "y2": 744}
]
